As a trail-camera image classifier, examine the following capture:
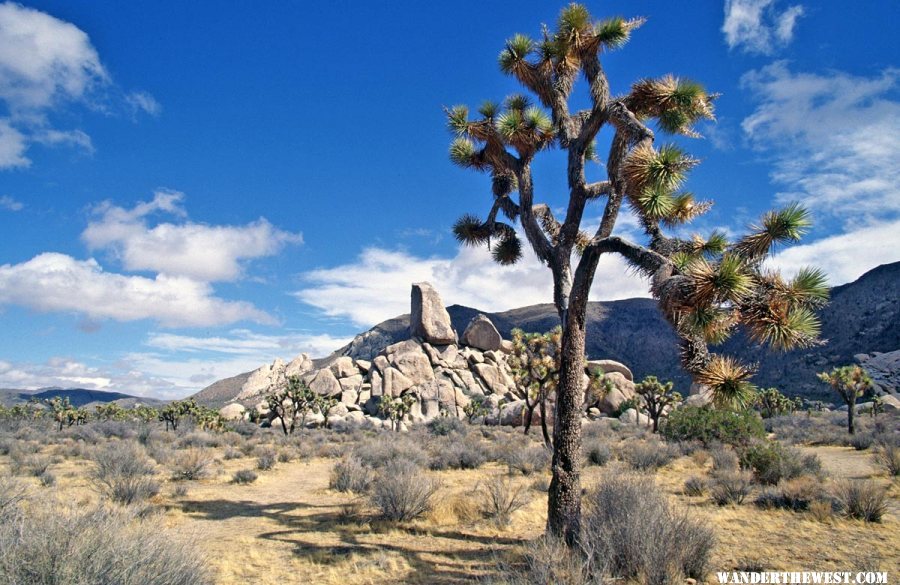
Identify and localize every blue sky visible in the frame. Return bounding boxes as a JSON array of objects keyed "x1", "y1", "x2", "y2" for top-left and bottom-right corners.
[{"x1": 0, "y1": 0, "x2": 897, "y2": 398}]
